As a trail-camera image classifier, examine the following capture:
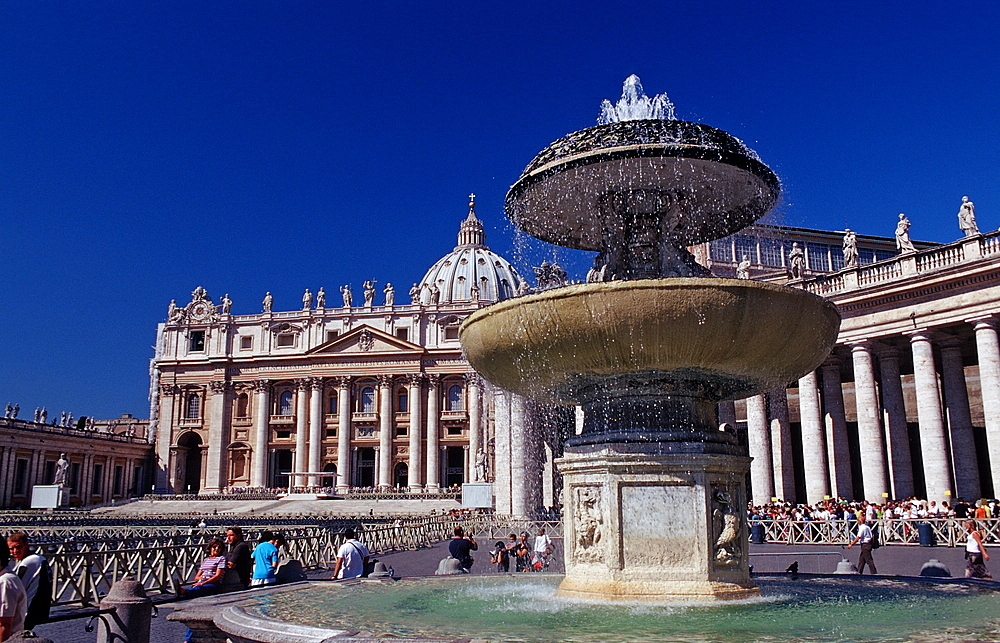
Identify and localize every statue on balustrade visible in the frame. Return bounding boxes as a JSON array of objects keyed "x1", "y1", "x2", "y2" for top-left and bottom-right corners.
[
  {"x1": 788, "y1": 242, "x2": 805, "y2": 279},
  {"x1": 302, "y1": 289, "x2": 313, "y2": 310},
  {"x1": 959, "y1": 196, "x2": 979, "y2": 237},
  {"x1": 409, "y1": 283, "x2": 421, "y2": 304},
  {"x1": 895, "y1": 213, "x2": 917, "y2": 253},
  {"x1": 3, "y1": 403, "x2": 12, "y2": 419},
  {"x1": 341, "y1": 285, "x2": 353, "y2": 308},
  {"x1": 316, "y1": 287, "x2": 326, "y2": 308},
  {"x1": 221, "y1": 294, "x2": 233, "y2": 315},
  {"x1": 262, "y1": 292, "x2": 274, "y2": 313},
  {"x1": 40, "y1": 407, "x2": 47, "y2": 424},
  {"x1": 384, "y1": 283, "x2": 395, "y2": 306},
  {"x1": 363, "y1": 280, "x2": 377, "y2": 307},
  {"x1": 842, "y1": 229, "x2": 858, "y2": 268},
  {"x1": 736, "y1": 254, "x2": 751, "y2": 280}
]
